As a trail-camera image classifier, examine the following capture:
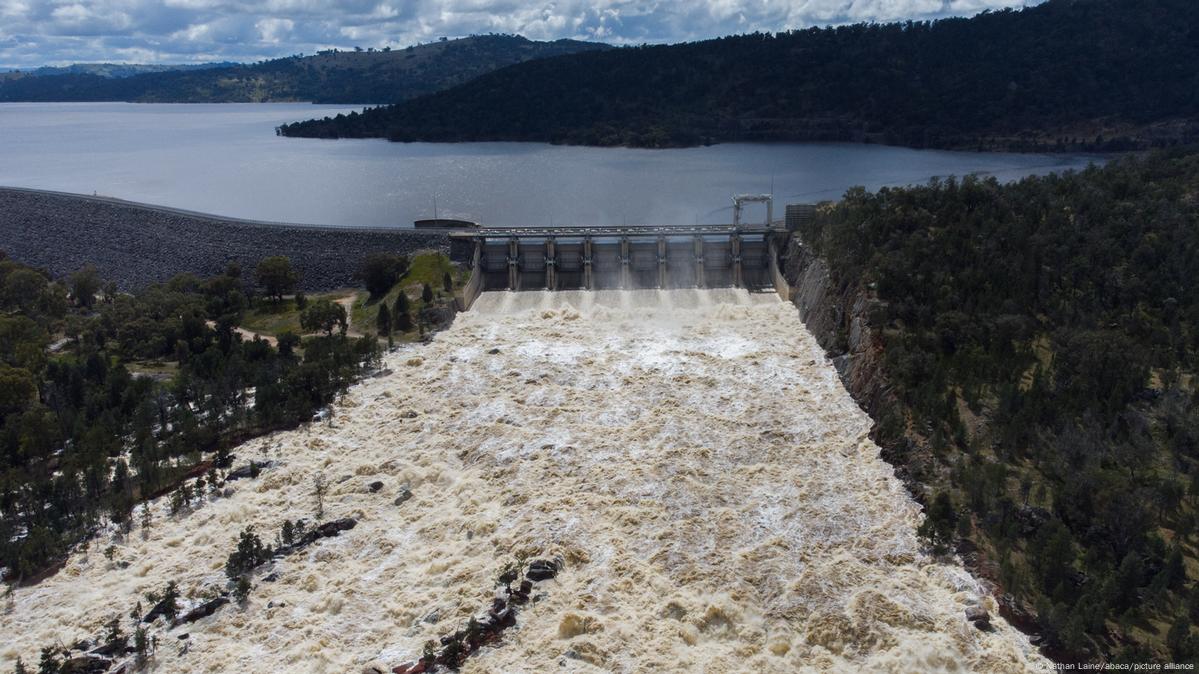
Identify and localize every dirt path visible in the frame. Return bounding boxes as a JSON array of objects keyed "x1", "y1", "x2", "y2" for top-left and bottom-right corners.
[
  {"x1": 205, "y1": 320, "x2": 278, "y2": 346},
  {"x1": 337, "y1": 294, "x2": 364, "y2": 337}
]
